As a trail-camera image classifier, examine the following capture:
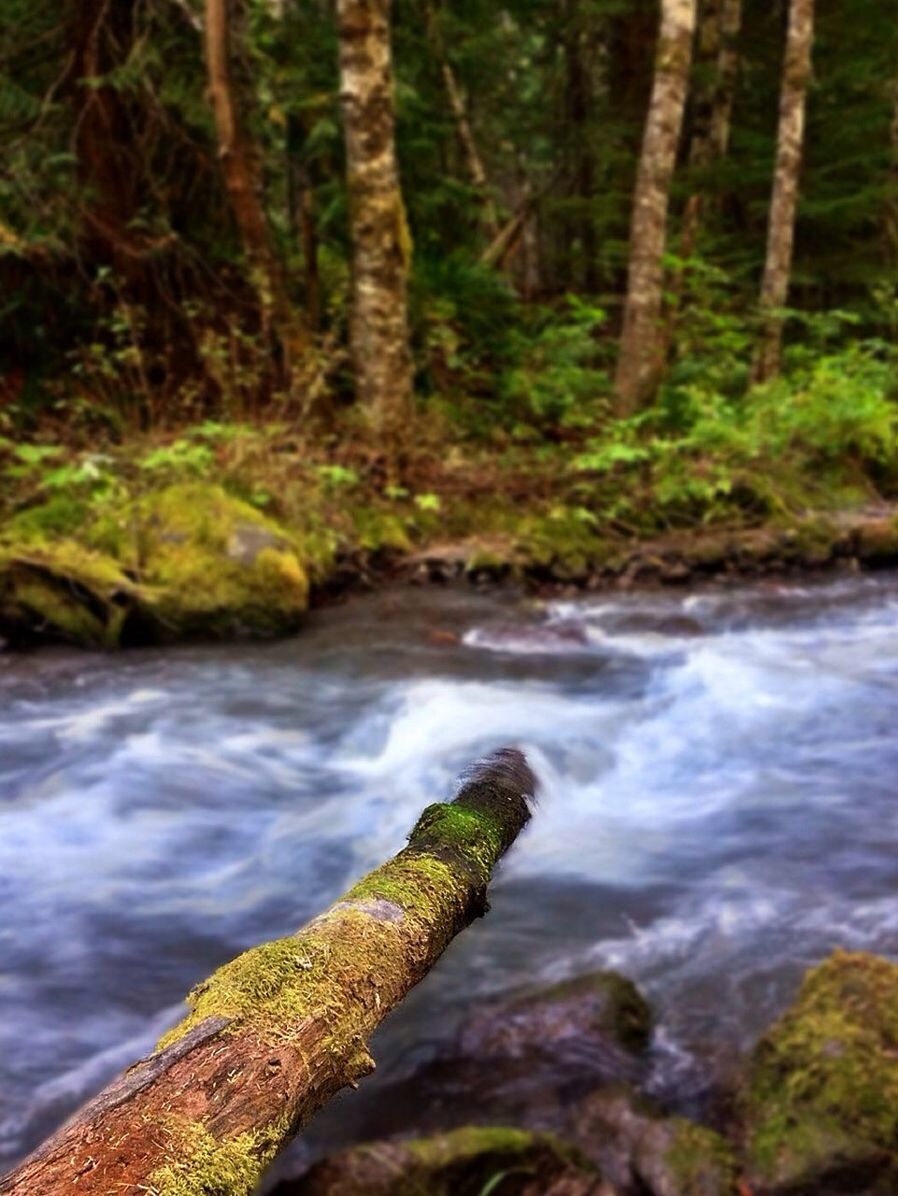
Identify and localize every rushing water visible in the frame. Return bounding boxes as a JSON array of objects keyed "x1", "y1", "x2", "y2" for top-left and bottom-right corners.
[{"x1": 3, "y1": 573, "x2": 898, "y2": 1173}]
